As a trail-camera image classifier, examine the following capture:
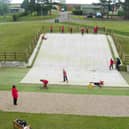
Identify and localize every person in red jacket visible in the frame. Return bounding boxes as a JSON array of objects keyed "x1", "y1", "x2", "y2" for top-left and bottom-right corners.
[
  {"x1": 109, "y1": 58, "x2": 114, "y2": 70},
  {"x1": 63, "y1": 69, "x2": 68, "y2": 83},
  {"x1": 50, "y1": 25, "x2": 53, "y2": 33},
  {"x1": 81, "y1": 27, "x2": 85, "y2": 35},
  {"x1": 61, "y1": 26, "x2": 64, "y2": 33},
  {"x1": 94, "y1": 26, "x2": 98, "y2": 33},
  {"x1": 11, "y1": 85, "x2": 18, "y2": 105},
  {"x1": 40, "y1": 79, "x2": 48, "y2": 89}
]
